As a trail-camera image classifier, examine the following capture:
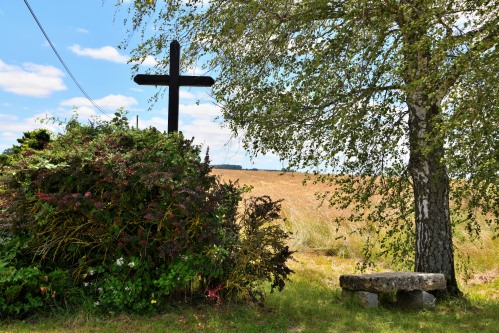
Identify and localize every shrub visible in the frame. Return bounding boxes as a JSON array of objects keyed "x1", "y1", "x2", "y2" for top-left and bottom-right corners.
[{"x1": 0, "y1": 112, "x2": 293, "y2": 316}]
